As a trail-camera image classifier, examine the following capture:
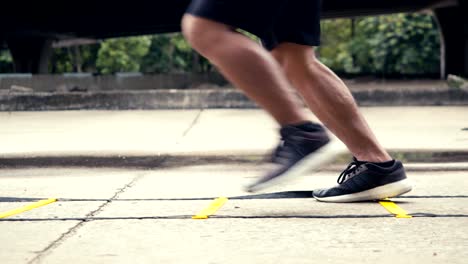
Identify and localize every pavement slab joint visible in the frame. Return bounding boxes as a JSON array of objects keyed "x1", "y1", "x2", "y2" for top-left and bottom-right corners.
[{"x1": 26, "y1": 173, "x2": 146, "y2": 264}]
